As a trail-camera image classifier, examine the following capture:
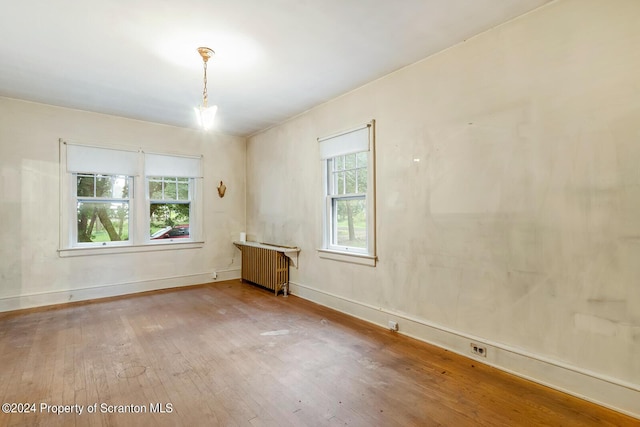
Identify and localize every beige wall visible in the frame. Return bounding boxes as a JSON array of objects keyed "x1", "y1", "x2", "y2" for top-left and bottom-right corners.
[
  {"x1": 247, "y1": 0, "x2": 640, "y2": 416},
  {"x1": 0, "y1": 97, "x2": 245, "y2": 309}
]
